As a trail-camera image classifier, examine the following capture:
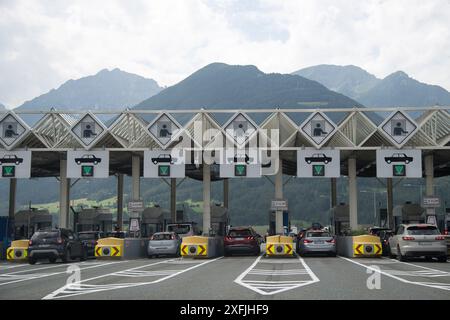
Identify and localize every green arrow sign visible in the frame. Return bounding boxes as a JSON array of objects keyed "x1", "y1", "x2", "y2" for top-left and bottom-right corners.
[
  {"x1": 393, "y1": 164, "x2": 406, "y2": 176},
  {"x1": 312, "y1": 165, "x2": 325, "y2": 177},
  {"x1": 158, "y1": 165, "x2": 170, "y2": 177},
  {"x1": 81, "y1": 165, "x2": 94, "y2": 177},
  {"x1": 2, "y1": 166, "x2": 15, "y2": 178},
  {"x1": 234, "y1": 164, "x2": 247, "y2": 177}
]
